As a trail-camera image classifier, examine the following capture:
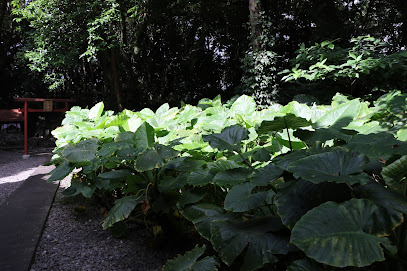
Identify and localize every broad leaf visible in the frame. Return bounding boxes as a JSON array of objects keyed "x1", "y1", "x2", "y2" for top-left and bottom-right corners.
[
  {"x1": 224, "y1": 183, "x2": 268, "y2": 212},
  {"x1": 178, "y1": 190, "x2": 205, "y2": 208},
  {"x1": 295, "y1": 127, "x2": 355, "y2": 144},
  {"x1": 203, "y1": 125, "x2": 249, "y2": 151},
  {"x1": 230, "y1": 95, "x2": 256, "y2": 117},
  {"x1": 98, "y1": 170, "x2": 132, "y2": 179},
  {"x1": 182, "y1": 203, "x2": 229, "y2": 240},
  {"x1": 47, "y1": 162, "x2": 73, "y2": 182},
  {"x1": 103, "y1": 196, "x2": 143, "y2": 229},
  {"x1": 251, "y1": 163, "x2": 284, "y2": 186},
  {"x1": 134, "y1": 122, "x2": 155, "y2": 151},
  {"x1": 345, "y1": 133, "x2": 403, "y2": 160},
  {"x1": 275, "y1": 179, "x2": 352, "y2": 229},
  {"x1": 158, "y1": 173, "x2": 188, "y2": 193},
  {"x1": 188, "y1": 168, "x2": 214, "y2": 186},
  {"x1": 88, "y1": 102, "x2": 104, "y2": 120},
  {"x1": 62, "y1": 138, "x2": 98, "y2": 164},
  {"x1": 258, "y1": 114, "x2": 311, "y2": 135},
  {"x1": 382, "y1": 155, "x2": 407, "y2": 187},
  {"x1": 210, "y1": 216, "x2": 290, "y2": 270},
  {"x1": 314, "y1": 99, "x2": 360, "y2": 128},
  {"x1": 287, "y1": 150, "x2": 370, "y2": 185},
  {"x1": 208, "y1": 160, "x2": 243, "y2": 172},
  {"x1": 356, "y1": 181, "x2": 407, "y2": 215},
  {"x1": 291, "y1": 198, "x2": 394, "y2": 267},
  {"x1": 163, "y1": 245, "x2": 218, "y2": 271},
  {"x1": 213, "y1": 168, "x2": 252, "y2": 186}
]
